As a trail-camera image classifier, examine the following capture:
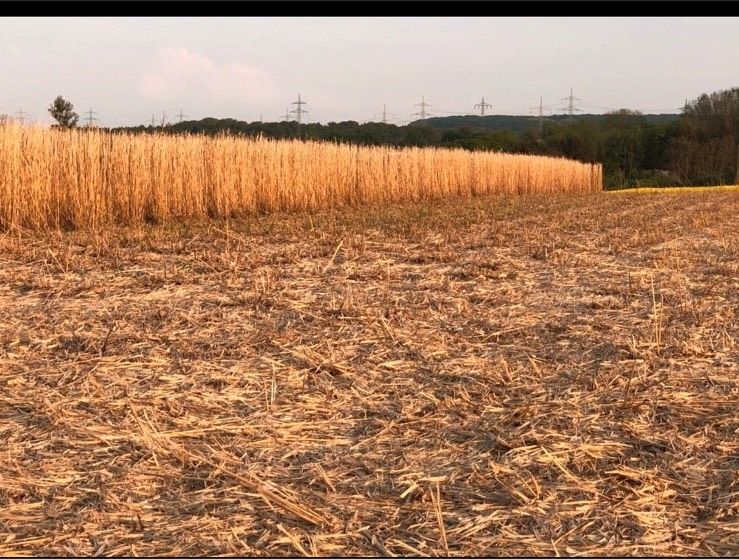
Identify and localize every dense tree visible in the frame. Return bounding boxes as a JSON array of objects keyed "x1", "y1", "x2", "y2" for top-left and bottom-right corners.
[{"x1": 669, "y1": 88, "x2": 739, "y2": 185}]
